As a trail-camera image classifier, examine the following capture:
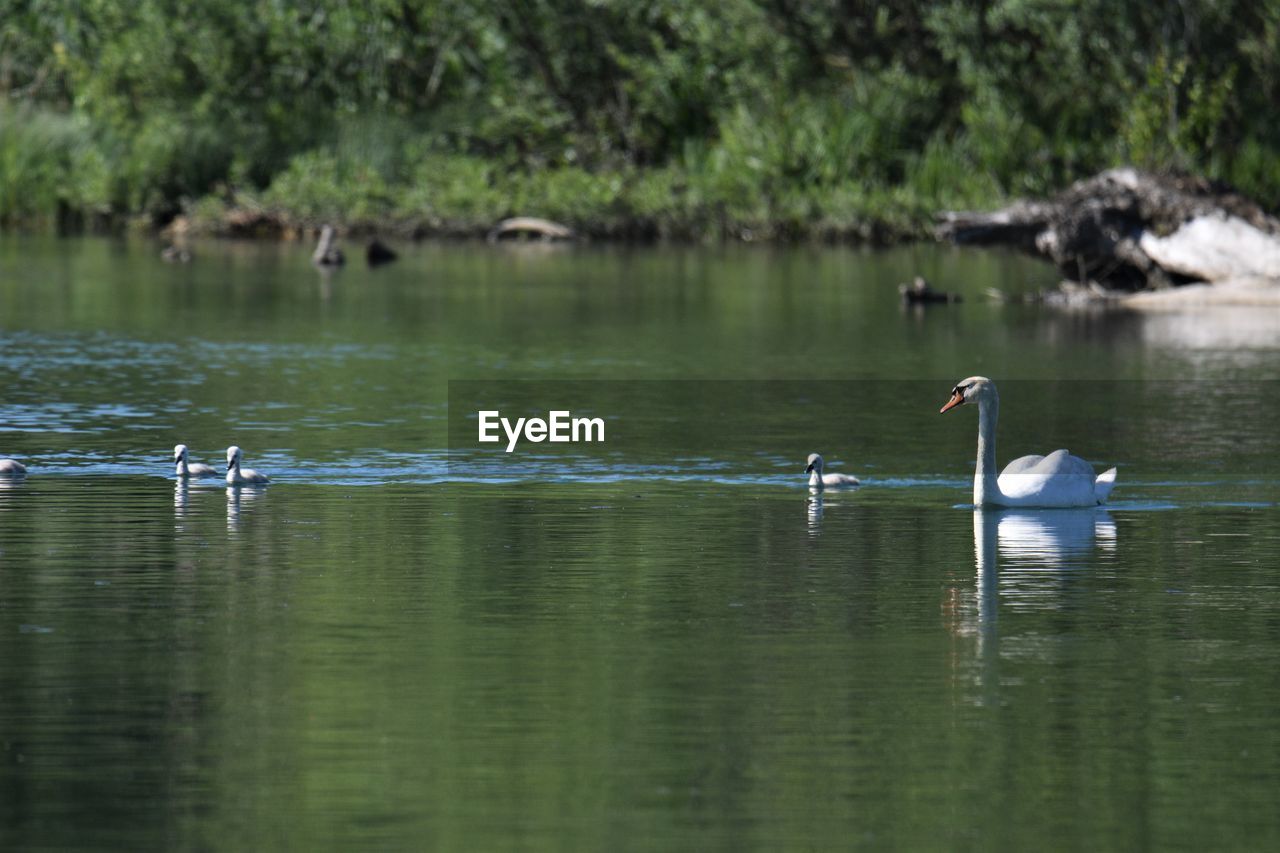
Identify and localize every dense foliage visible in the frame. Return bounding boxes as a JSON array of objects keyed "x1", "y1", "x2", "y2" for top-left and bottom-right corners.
[{"x1": 2, "y1": 1, "x2": 1278, "y2": 238}]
